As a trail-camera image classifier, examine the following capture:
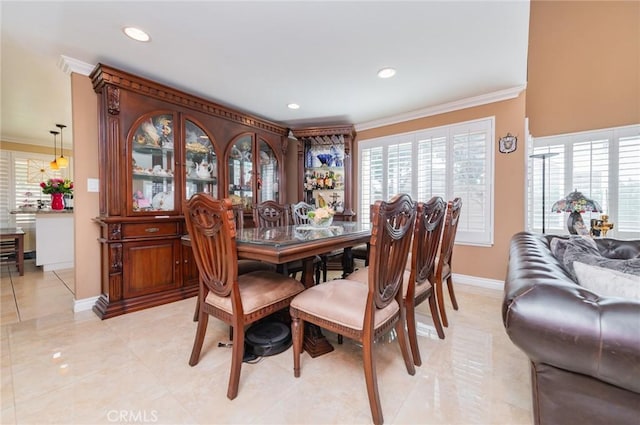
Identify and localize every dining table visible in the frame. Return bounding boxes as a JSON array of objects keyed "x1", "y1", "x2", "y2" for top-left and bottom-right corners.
[{"x1": 182, "y1": 220, "x2": 371, "y2": 357}]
